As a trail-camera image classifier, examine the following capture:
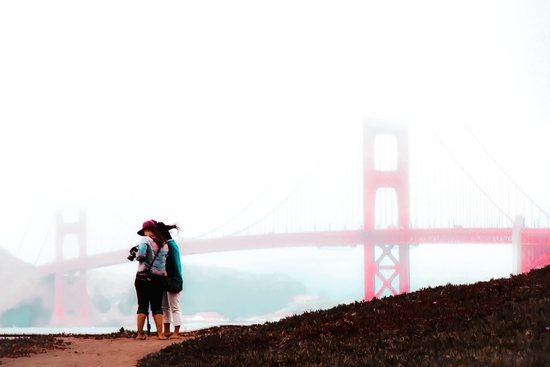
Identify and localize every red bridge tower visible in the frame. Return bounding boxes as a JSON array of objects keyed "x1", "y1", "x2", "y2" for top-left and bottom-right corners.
[
  {"x1": 51, "y1": 210, "x2": 90, "y2": 326},
  {"x1": 363, "y1": 121, "x2": 410, "y2": 299}
]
